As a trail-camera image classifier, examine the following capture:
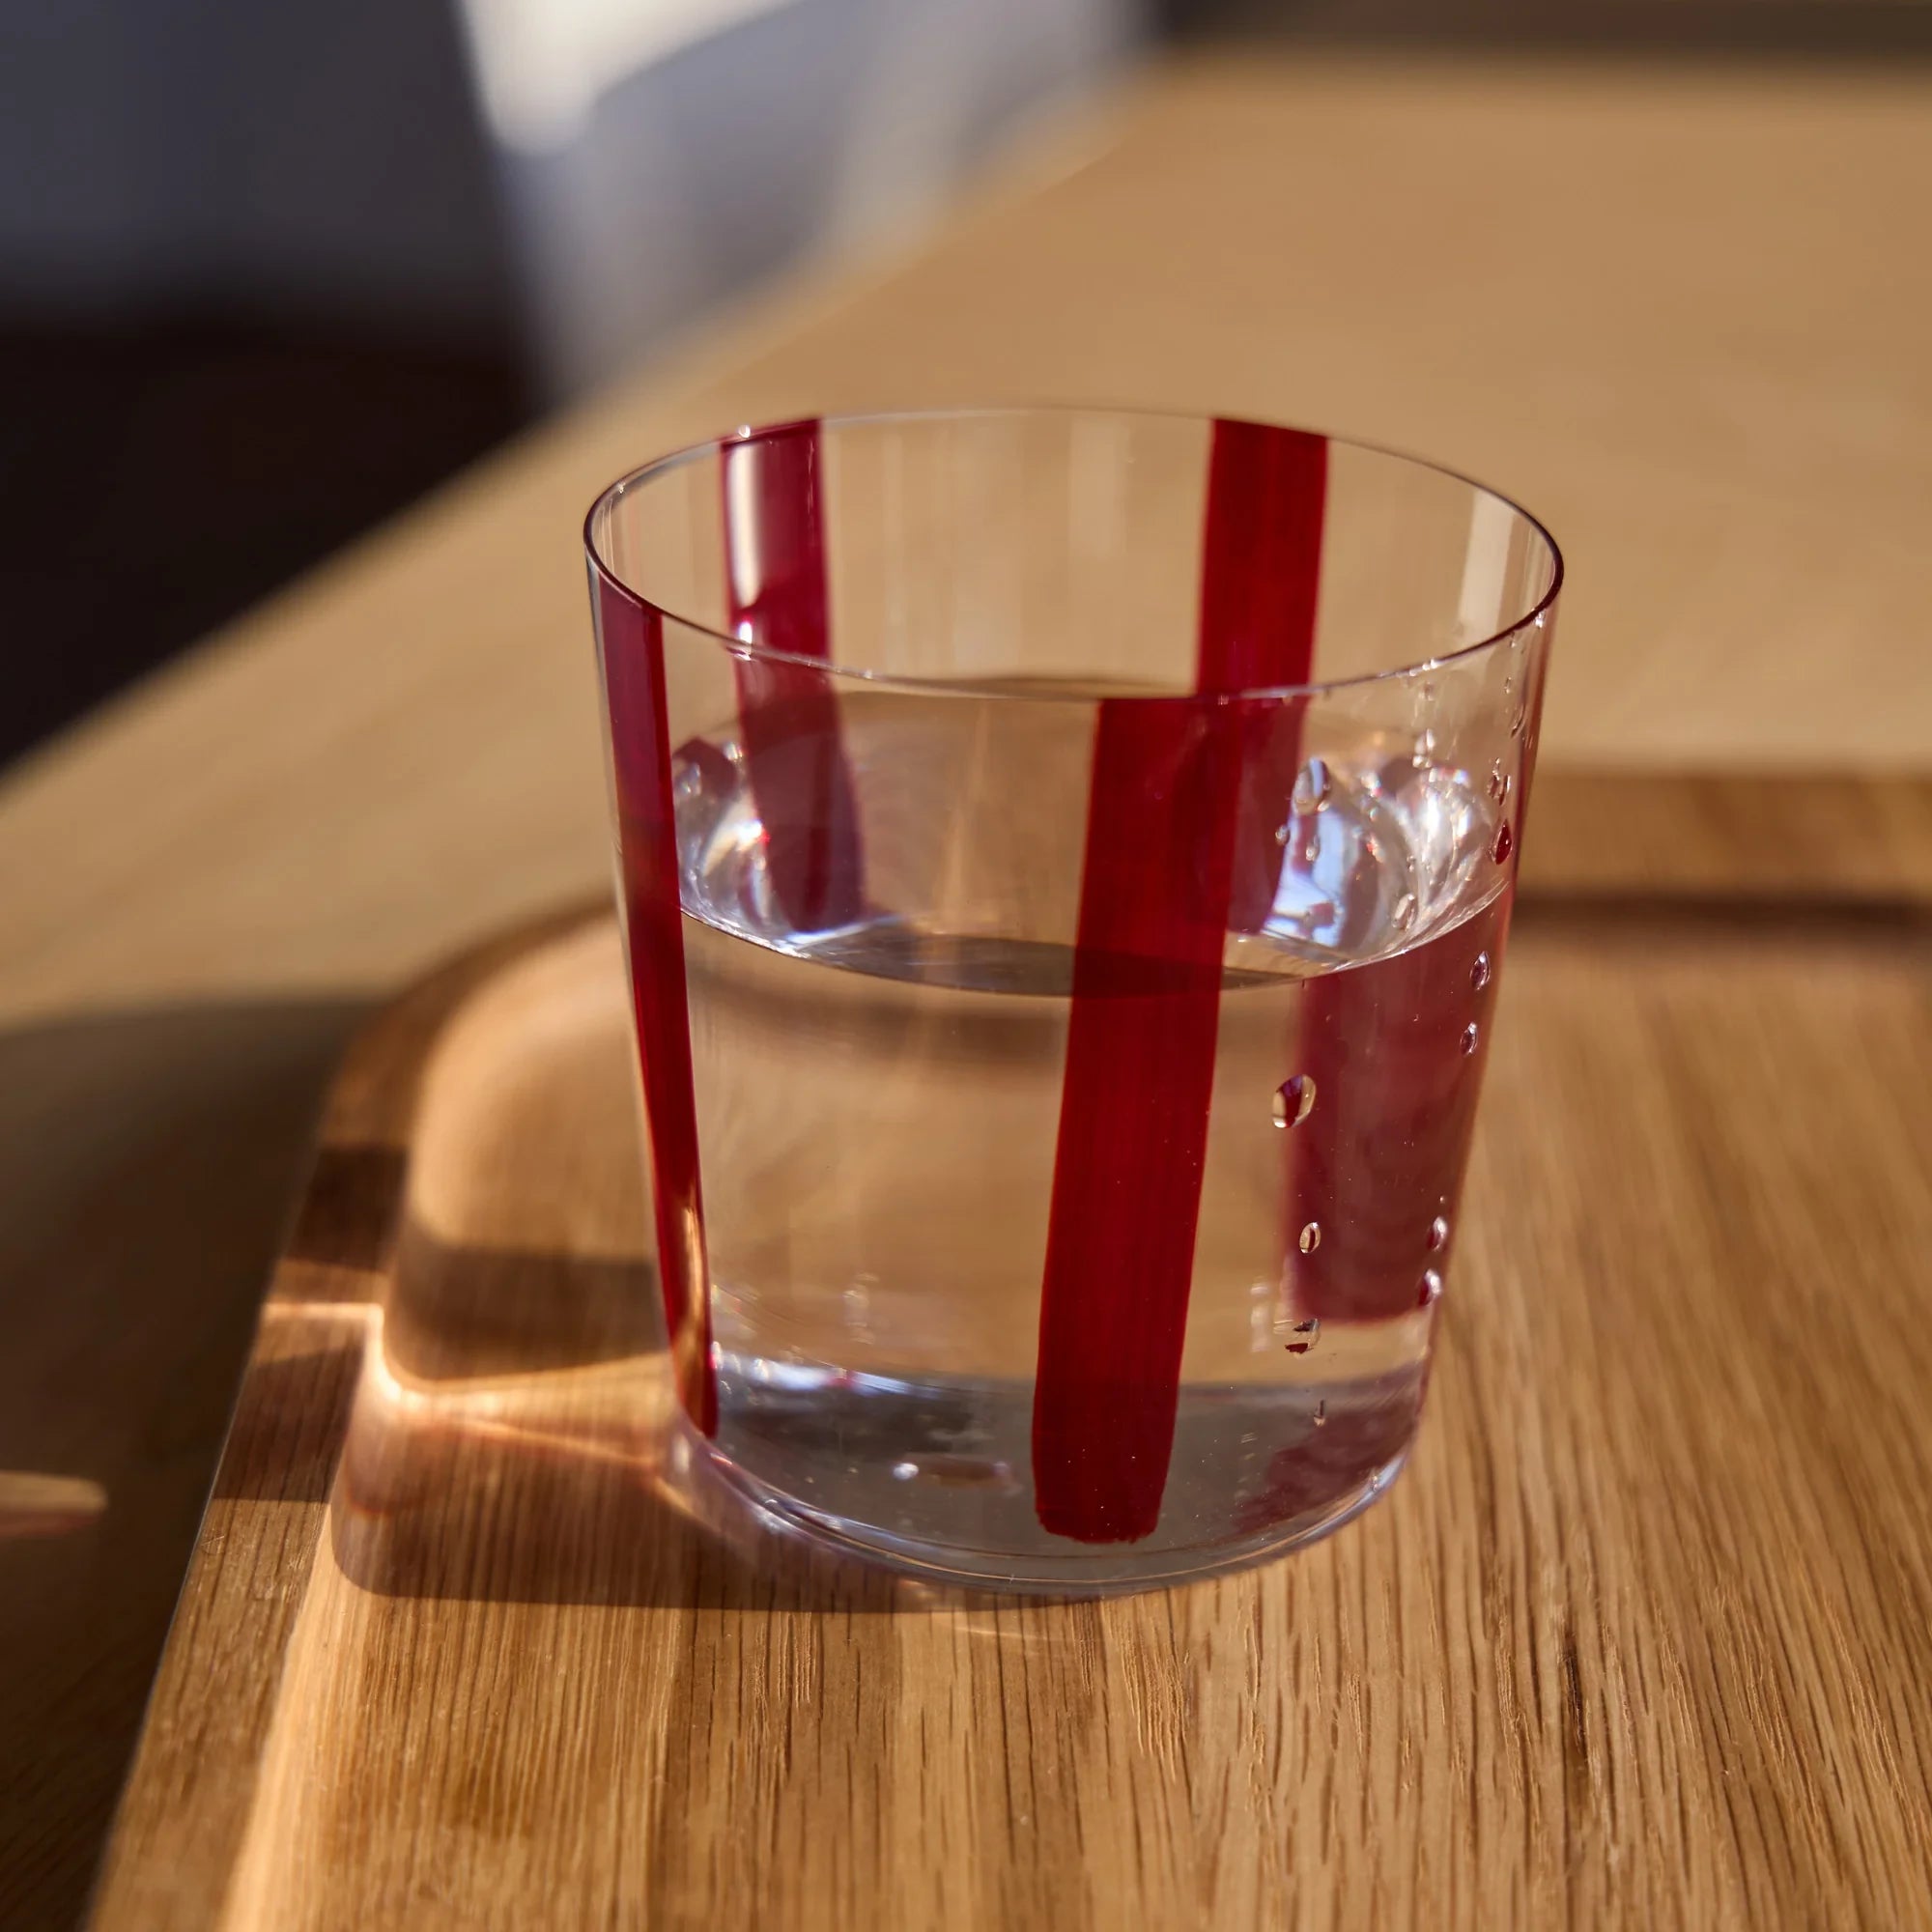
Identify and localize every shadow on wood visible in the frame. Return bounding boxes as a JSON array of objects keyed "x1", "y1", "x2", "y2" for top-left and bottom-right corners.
[{"x1": 0, "y1": 999, "x2": 364, "y2": 1932}]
